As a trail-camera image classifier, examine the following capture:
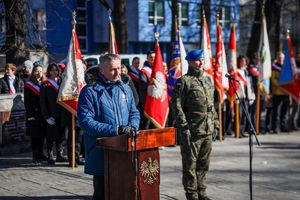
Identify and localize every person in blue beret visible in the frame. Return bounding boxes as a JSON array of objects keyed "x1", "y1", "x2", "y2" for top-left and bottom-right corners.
[{"x1": 171, "y1": 49, "x2": 219, "y2": 200}]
